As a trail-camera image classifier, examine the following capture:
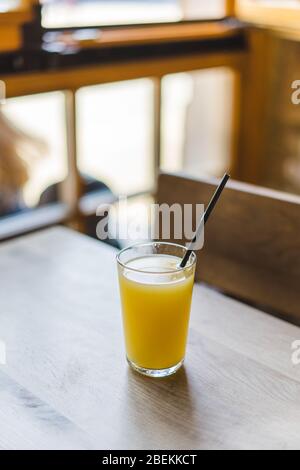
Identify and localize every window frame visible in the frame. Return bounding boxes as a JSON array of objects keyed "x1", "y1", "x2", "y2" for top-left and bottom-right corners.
[{"x1": 235, "y1": 0, "x2": 300, "y2": 31}]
